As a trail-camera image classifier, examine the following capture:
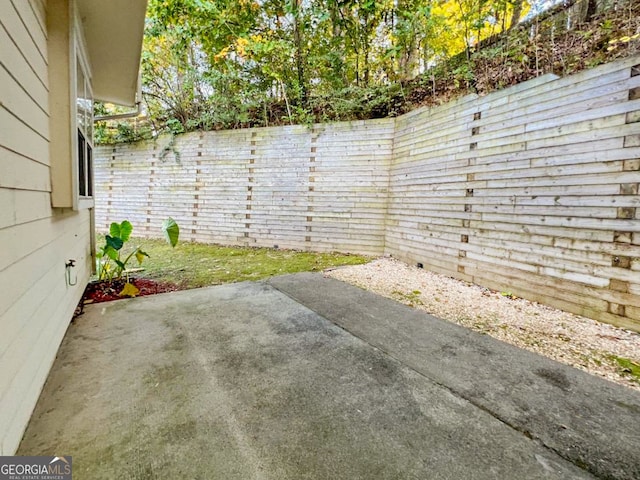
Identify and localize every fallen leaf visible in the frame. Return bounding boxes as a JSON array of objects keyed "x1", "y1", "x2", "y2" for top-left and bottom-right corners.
[{"x1": 119, "y1": 282, "x2": 140, "y2": 297}]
